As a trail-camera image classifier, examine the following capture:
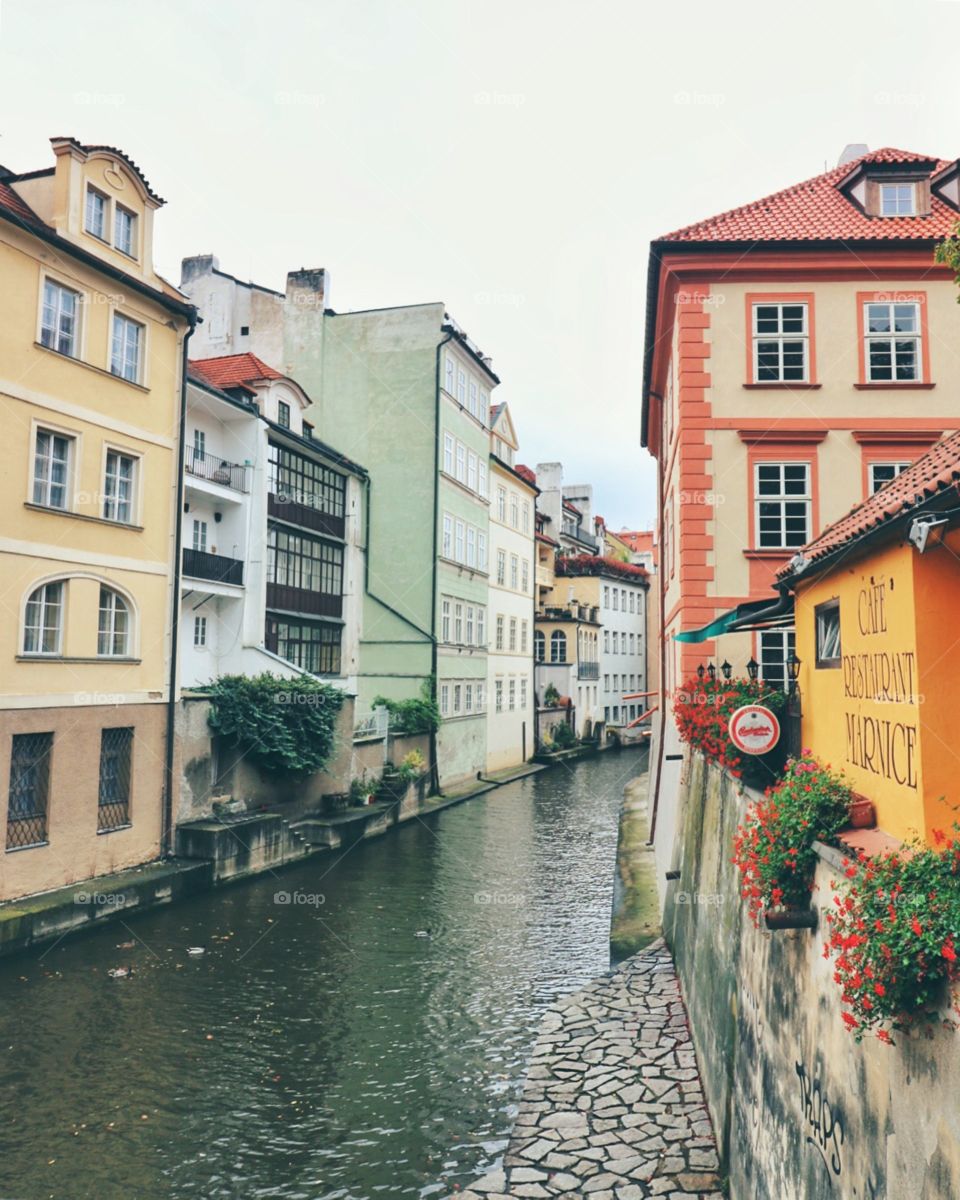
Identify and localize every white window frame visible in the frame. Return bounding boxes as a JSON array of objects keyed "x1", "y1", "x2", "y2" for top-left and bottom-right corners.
[
  {"x1": 39, "y1": 277, "x2": 82, "y2": 358},
  {"x1": 455, "y1": 602, "x2": 463, "y2": 643},
  {"x1": 102, "y1": 447, "x2": 139, "y2": 524},
  {"x1": 478, "y1": 461, "x2": 488, "y2": 498},
  {"x1": 495, "y1": 678, "x2": 504, "y2": 713},
  {"x1": 455, "y1": 519, "x2": 465, "y2": 563},
  {"x1": 880, "y1": 182, "x2": 916, "y2": 217},
  {"x1": 85, "y1": 184, "x2": 108, "y2": 240},
  {"x1": 22, "y1": 580, "x2": 65, "y2": 656},
  {"x1": 467, "y1": 451, "x2": 478, "y2": 493},
  {"x1": 444, "y1": 354, "x2": 455, "y2": 395},
  {"x1": 32, "y1": 427, "x2": 74, "y2": 511},
  {"x1": 440, "y1": 683, "x2": 450, "y2": 716},
  {"x1": 752, "y1": 302, "x2": 809, "y2": 384},
  {"x1": 194, "y1": 615, "x2": 207, "y2": 648},
  {"x1": 192, "y1": 518, "x2": 208, "y2": 552},
  {"x1": 455, "y1": 442, "x2": 466, "y2": 483},
  {"x1": 114, "y1": 203, "x2": 138, "y2": 257},
  {"x1": 868, "y1": 461, "x2": 912, "y2": 494},
  {"x1": 477, "y1": 531, "x2": 487, "y2": 572},
  {"x1": 443, "y1": 432, "x2": 454, "y2": 475},
  {"x1": 441, "y1": 597, "x2": 451, "y2": 642},
  {"x1": 759, "y1": 628, "x2": 796, "y2": 691},
  {"x1": 863, "y1": 301, "x2": 922, "y2": 383},
  {"x1": 477, "y1": 606, "x2": 486, "y2": 647},
  {"x1": 110, "y1": 311, "x2": 145, "y2": 385},
  {"x1": 495, "y1": 614, "x2": 504, "y2": 651},
  {"x1": 97, "y1": 586, "x2": 131, "y2": 657},
  {"x1": 466, "y1": 526, "x2": 476, "y2": 568},
  {"x1": 755, "y1": 461, "x2": 812, "y2": 550},
  {"x1": 496, "y1": 550, "x2": 506, "y2": 586}
]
